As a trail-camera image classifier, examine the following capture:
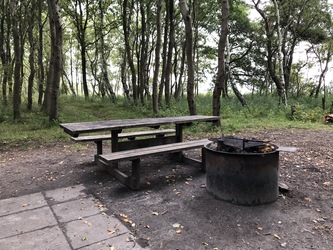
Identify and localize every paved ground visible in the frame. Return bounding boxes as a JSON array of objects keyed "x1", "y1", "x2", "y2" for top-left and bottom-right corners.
[
  {"x1": 1, "y1": 129, "x2": 333, "y2": 249},
  {"x1": 0, "y1": 185, "x2": 144, "y2": 250}
]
